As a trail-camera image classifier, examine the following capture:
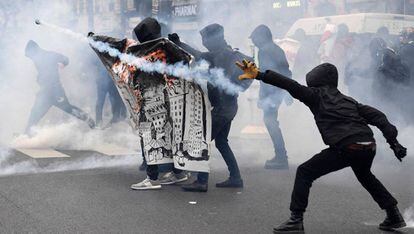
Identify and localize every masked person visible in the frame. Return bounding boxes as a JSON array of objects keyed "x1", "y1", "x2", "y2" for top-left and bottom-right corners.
[
  {"x1": 129, "y1": 17, "x2": 188, "y2": 190},
  {"x1": 250, "y1": 25, "x2": 292, "y2": 170},
  {"x1": 399, "y1": 27, "x2": 414, "y2": 85},
  {"x1": 169, "y1": 24, "x2": 252, "y2": 192},
  {"x1": 236, "y1": 60, "x2": 407, "y2": 233},
  {"x1": 95, "y1": 61, "x2": 127, "y2": 128},
  {"x1": 24, "y1": 40, "x2": 95, "y2": 134}
]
